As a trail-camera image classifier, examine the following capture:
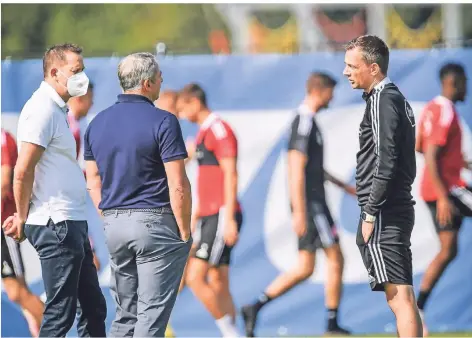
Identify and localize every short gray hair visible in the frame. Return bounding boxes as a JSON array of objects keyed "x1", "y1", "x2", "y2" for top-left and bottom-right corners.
[{"x1": 118, "y1": 52, "x2": 159, "y2": 91}]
